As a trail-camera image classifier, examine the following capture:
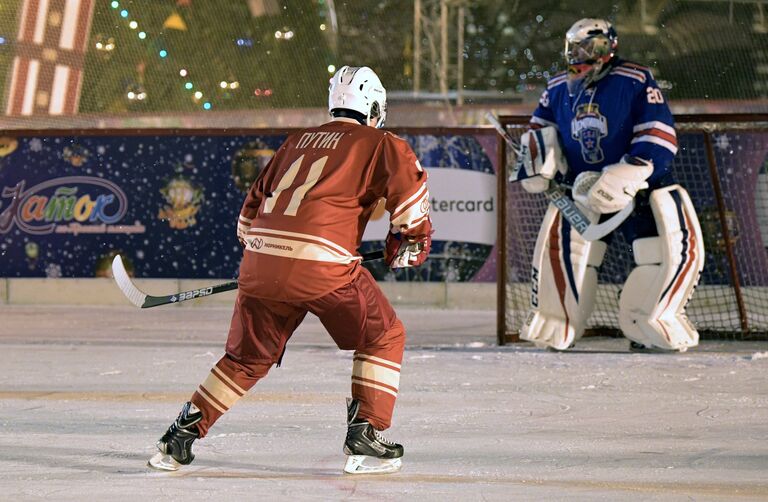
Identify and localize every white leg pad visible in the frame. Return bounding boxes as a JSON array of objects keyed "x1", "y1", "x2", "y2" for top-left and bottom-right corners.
[
  {"x1": 521, "y1": 204, "x2": 607, "y2": 350},
  {"x1": 619, "y1": 185, "x2": 705, "y2": 350}
]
